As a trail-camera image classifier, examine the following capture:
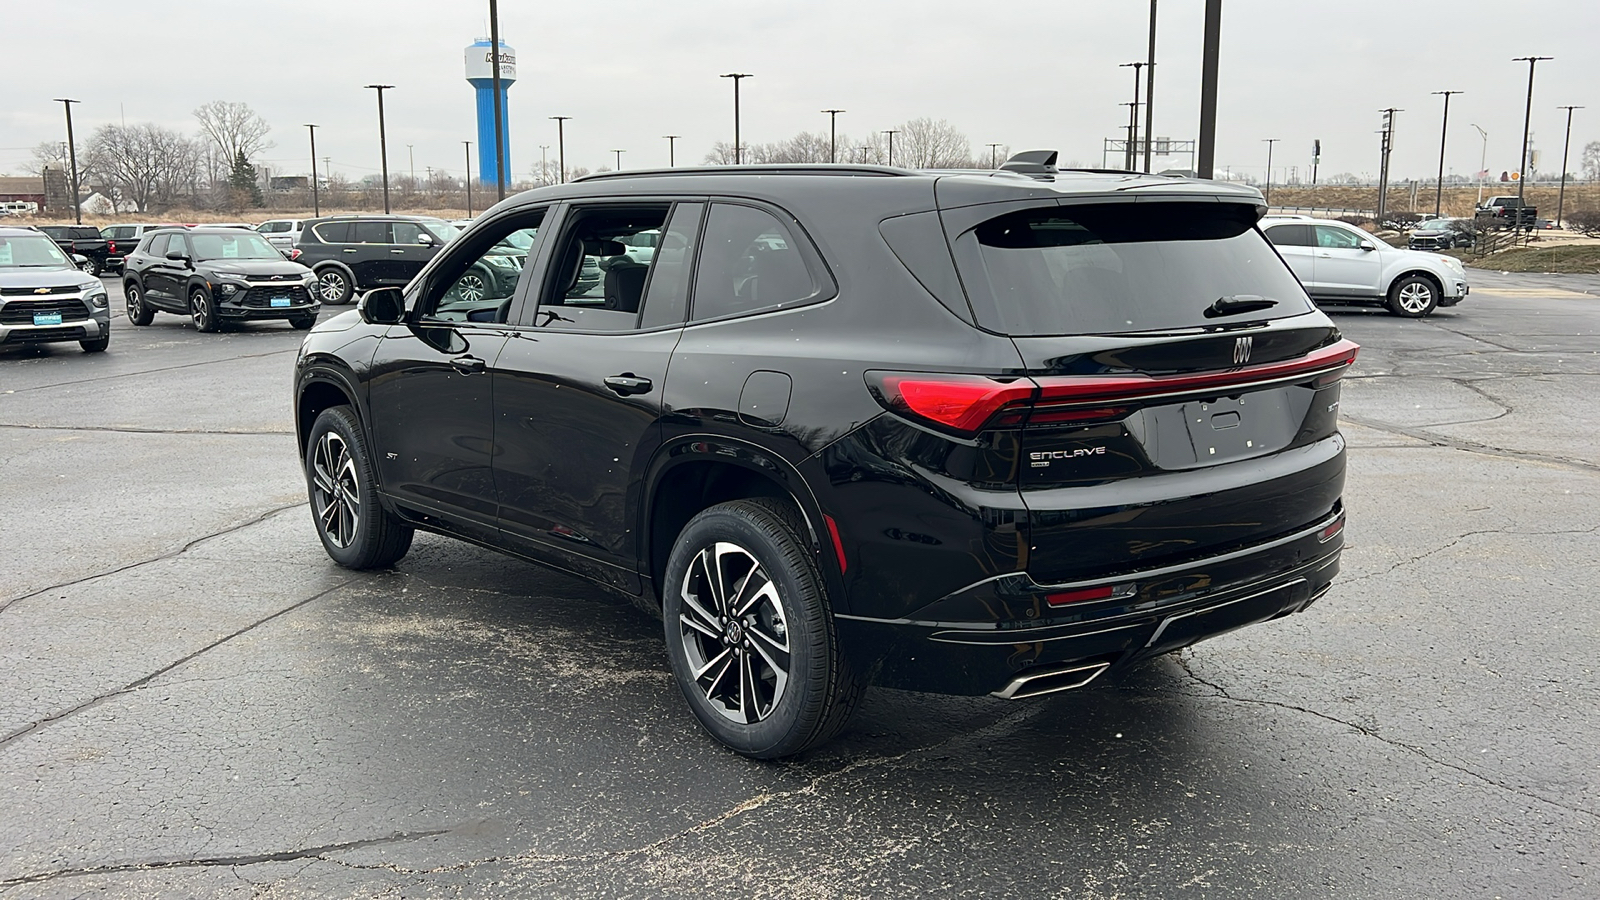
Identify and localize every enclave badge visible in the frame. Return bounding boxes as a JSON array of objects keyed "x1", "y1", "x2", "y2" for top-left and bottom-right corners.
[{"x1": 1233, "y1": 335, "x2": 1253, "y2": 366}]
